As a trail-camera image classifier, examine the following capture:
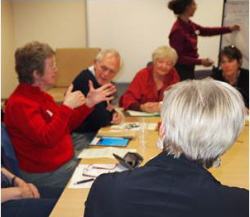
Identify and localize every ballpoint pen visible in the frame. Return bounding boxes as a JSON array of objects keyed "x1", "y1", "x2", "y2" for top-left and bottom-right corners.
[{"x1": 74, "y1": 178, "x2": 95, "y2": 185}]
